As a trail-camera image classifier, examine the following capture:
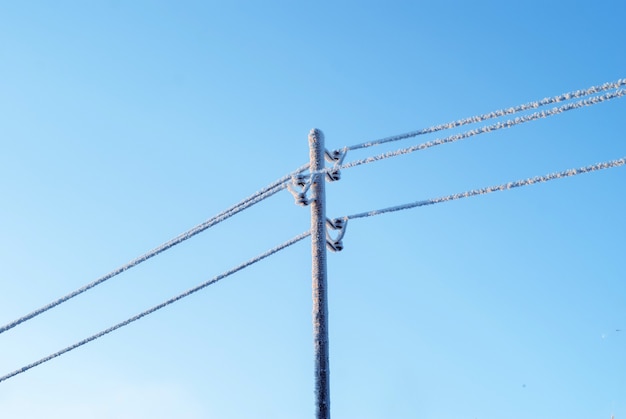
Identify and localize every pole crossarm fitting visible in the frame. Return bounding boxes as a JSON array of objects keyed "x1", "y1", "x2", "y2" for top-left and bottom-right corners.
[
  {"x1": 324, "y1": 148, "x2": 347, "y2": 182},
  {"x1": 287, "y1": 173, "x2": 315, "y2": 206},
  {"x1": 288, "y1": 147, "x2": 345, "y2": 207},
  {"x1": 326, "y1": 218, "x2": 347, "y2": 252}
]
